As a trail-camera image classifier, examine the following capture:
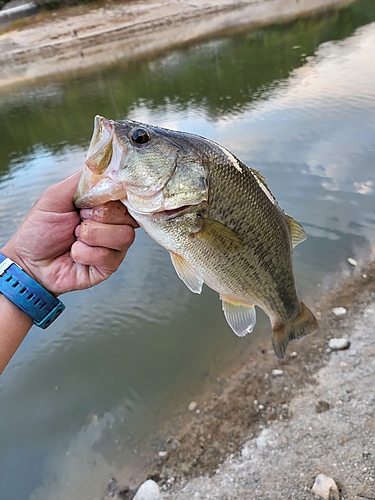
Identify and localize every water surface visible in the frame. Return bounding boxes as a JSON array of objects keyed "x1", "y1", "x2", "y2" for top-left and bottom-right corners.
[{"x1": 1, "y1": 2, "x2": 375, "y2": 499}]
